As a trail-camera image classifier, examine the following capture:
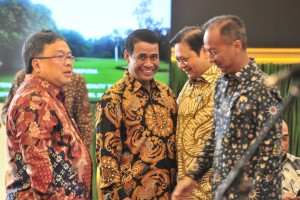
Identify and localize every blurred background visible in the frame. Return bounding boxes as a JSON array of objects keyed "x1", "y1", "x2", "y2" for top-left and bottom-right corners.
[{"x1": 1, "y1": 0, "x2": 300, "y2": 199}]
